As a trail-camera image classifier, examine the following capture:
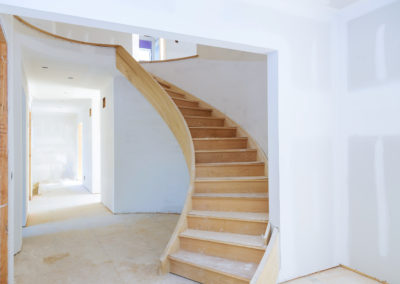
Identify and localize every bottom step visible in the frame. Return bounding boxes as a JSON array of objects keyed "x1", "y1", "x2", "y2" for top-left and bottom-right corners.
[{"x1": 169, "y1": 250, "x2": 257, "y2": 284}]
